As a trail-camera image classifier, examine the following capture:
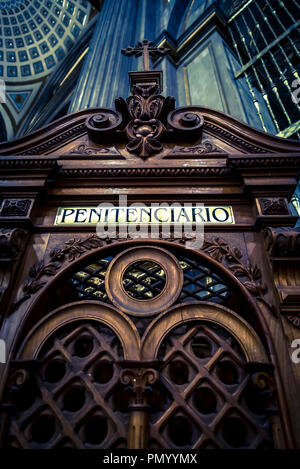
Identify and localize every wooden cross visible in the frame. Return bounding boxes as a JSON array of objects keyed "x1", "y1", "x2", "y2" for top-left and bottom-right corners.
[{"x1": 121, "y1": 39, "x2": 169, "y2": 71}]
